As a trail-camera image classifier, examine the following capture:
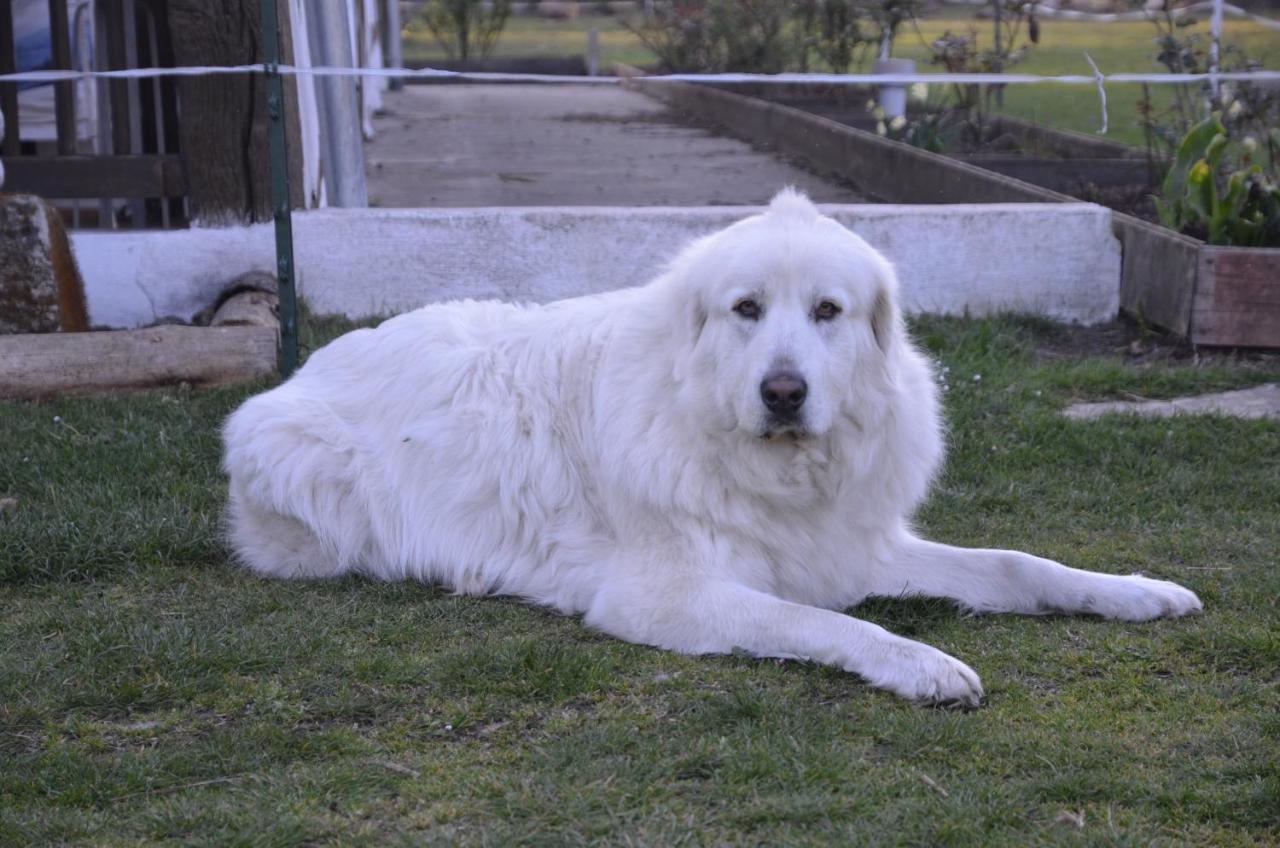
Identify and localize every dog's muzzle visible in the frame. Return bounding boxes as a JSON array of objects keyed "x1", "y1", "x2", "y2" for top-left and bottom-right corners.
[{"x1": 758, "y1": 370, "x2": 810, "y2": 439}]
